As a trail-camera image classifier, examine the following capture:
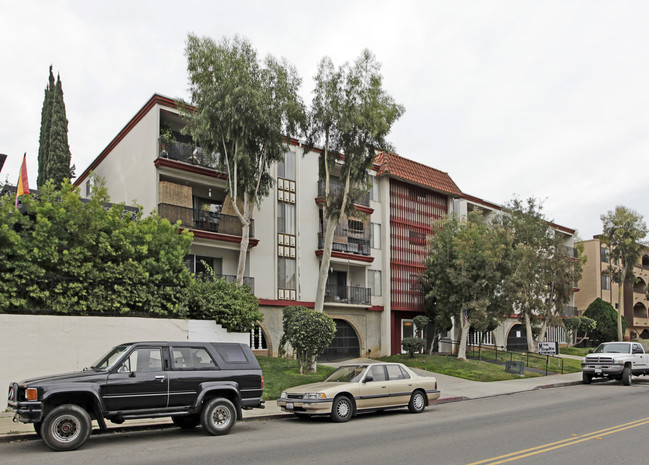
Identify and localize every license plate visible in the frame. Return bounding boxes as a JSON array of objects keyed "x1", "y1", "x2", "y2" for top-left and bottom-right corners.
[
  {"x1": 595, "y1": 369, "x2": 602, "y2": 374},
  {"x1": 286, "y1": 402, "x2": 294, "y2": 410}
]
